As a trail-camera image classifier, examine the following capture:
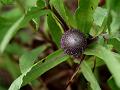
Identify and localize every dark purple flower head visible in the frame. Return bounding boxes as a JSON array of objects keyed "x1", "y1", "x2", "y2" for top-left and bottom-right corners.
[{"x1": 61, "y1": 29, "x2": 87, "y2": 57}]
